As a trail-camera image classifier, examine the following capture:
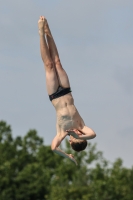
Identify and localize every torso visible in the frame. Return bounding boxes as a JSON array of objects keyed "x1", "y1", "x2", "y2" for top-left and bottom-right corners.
[{"x1": 52, "y1": 93, "x2": 85, "y2": 136}]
